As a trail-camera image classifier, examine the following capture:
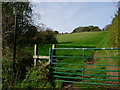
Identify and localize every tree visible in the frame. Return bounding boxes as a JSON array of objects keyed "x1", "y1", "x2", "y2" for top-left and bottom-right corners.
[
  {"x1": 54, "y1": 30, "x2": 59, "y2": 34},
  {"x1": 108, "y1": 4, "x2": 120, "y2": 48},
  {"x1": 17, "y1": 25, "x2": 38, "y2": 46},
  {"x1": 72, "y1": 26, "x2": 101, "y2": 33},
  {"x1": 93, "y1": 26, "x2": 101, "y2": 31},
  {"x1": 35, "y1": 30, "x2": 58, "y2": 44},
  {"x1": 2, "y1": 2, "x2": 33, "y2": 45},
  {"x1": 103, "y1": 24, "x2": 111, "y2": 31},
  {"x1": 110, "y1": 15, "x2": 120, "y2": 47},
  {"x1": 2, "y1": 2, "x2": 35, "y2": 86},
  {"x1": 25, "y1": 25, "x2": 37, "y2": 38}
]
